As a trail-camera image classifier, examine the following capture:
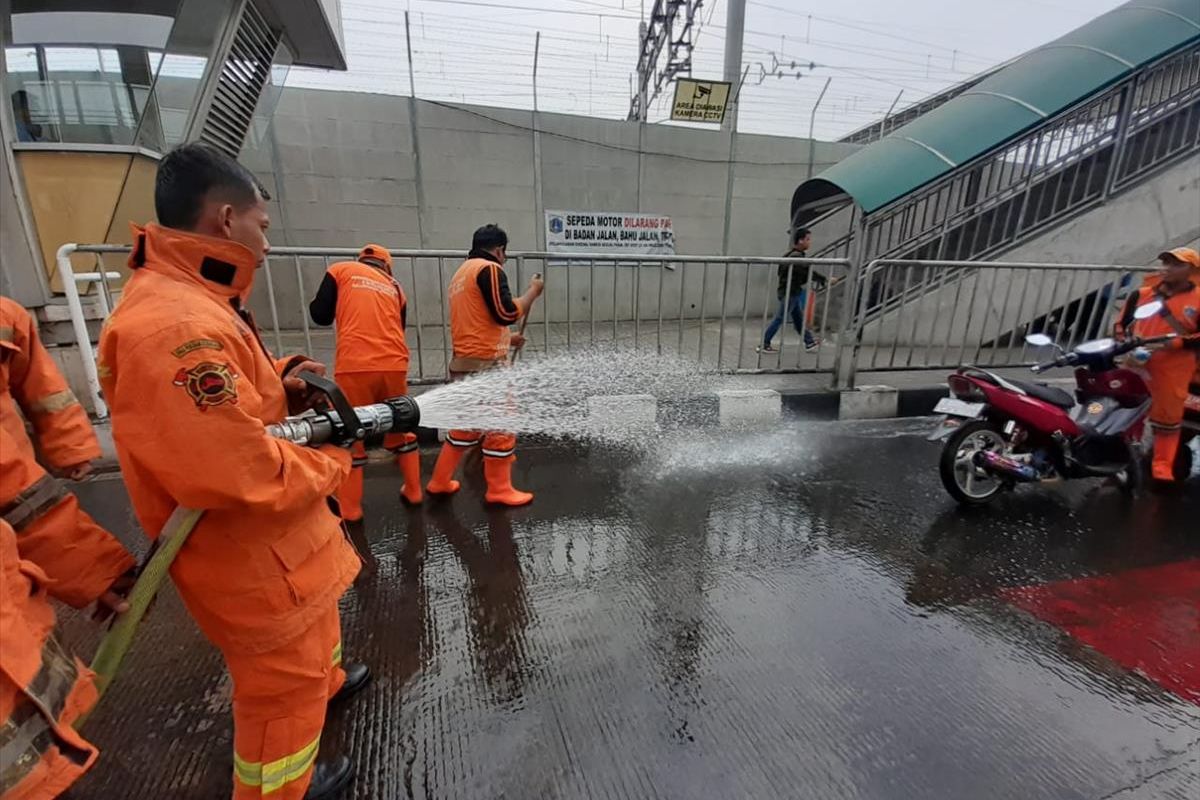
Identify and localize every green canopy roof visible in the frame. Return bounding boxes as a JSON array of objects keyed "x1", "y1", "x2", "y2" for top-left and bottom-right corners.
[{"x1": 791, "y1": 0, "x2": 1200, "y2": 225}]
